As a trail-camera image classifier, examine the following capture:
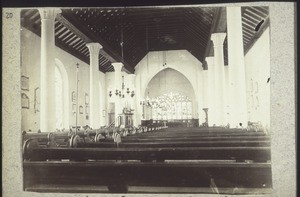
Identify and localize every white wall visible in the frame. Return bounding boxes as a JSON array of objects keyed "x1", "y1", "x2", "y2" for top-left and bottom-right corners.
[
  {"x1": 244, "y1": 27, "x2": 270, "y2": 129},
  {"x1": 21, "y1": 28, "x2": 41, "y2": 131},
  {"x1": 21, "y1": 28, "x2": 106, "y2": 131},
  {"x1": 134, "y1": 50, "x2": 204, "y2": 126}
]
